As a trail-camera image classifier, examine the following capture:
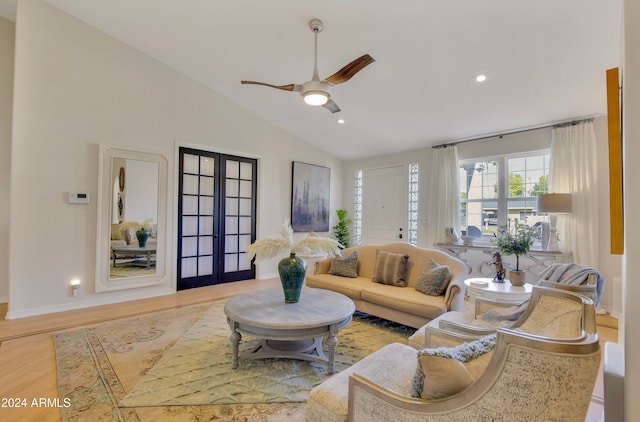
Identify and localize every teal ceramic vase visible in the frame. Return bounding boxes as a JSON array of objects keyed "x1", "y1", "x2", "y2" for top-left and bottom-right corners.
[
  {"x1": 278, "y1": 252, "x2": 307, "y2": 303},
  {"x1": 136, "y1": 229, "x2": 149, "y2": 247}
]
